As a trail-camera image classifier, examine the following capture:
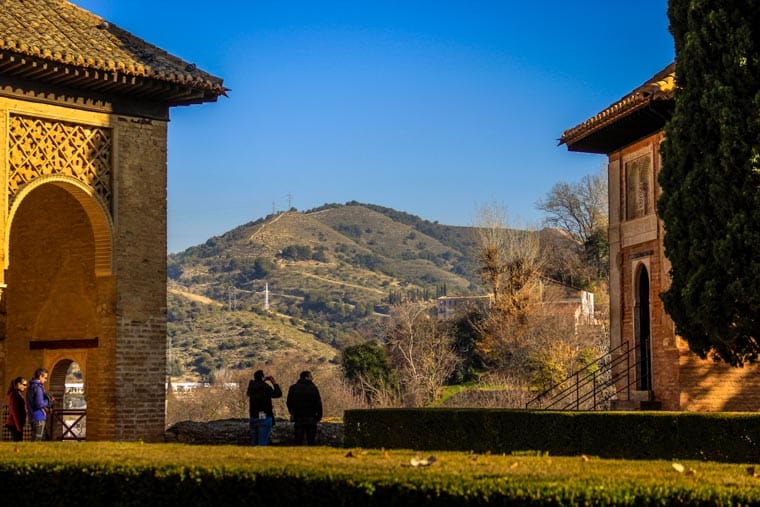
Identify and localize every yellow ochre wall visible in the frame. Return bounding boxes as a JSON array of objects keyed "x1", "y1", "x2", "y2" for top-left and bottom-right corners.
[{"x1": 0, "y1": 96, "x2": 168, "y2": 441}]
